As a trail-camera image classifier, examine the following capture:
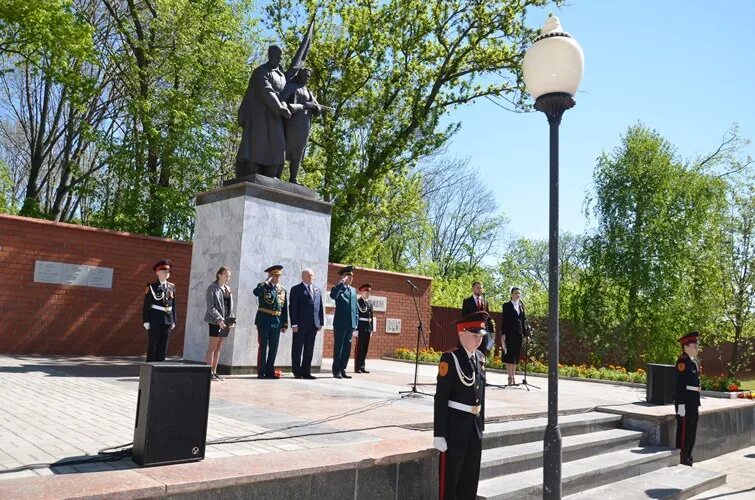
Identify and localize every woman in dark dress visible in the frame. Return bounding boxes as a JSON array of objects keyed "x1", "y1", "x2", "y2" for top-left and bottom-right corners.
[
  {"x1": 502, "y1": 287, "x2": 528, "y2": 385},
  {"x1": 205, "y1": 267, "x2": 235, "y2": 381}
]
